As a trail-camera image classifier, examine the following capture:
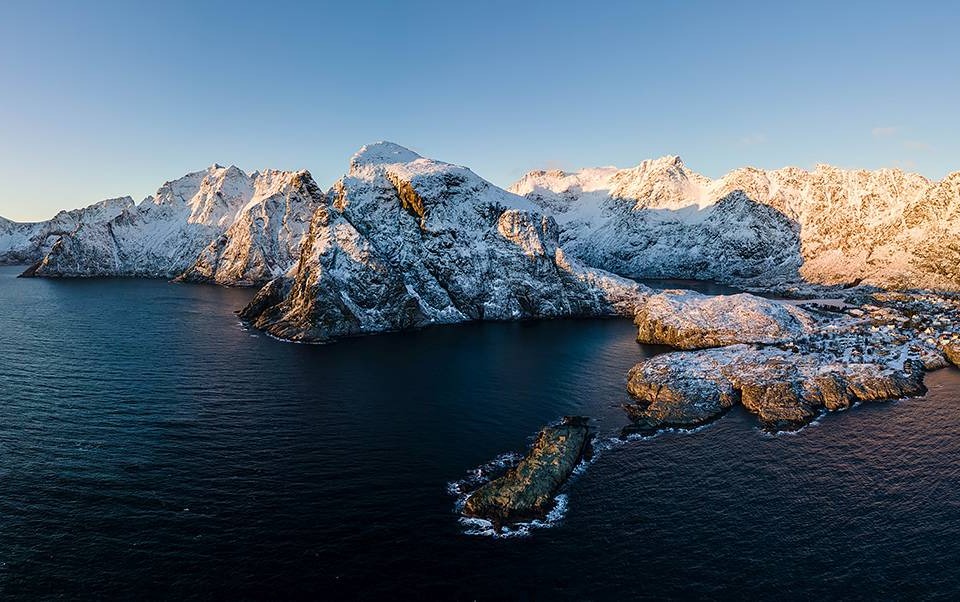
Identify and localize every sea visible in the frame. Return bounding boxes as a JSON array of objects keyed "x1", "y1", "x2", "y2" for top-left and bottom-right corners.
[{"x1": 2, "y1": 265, "x2": 959, "y2": 599}]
